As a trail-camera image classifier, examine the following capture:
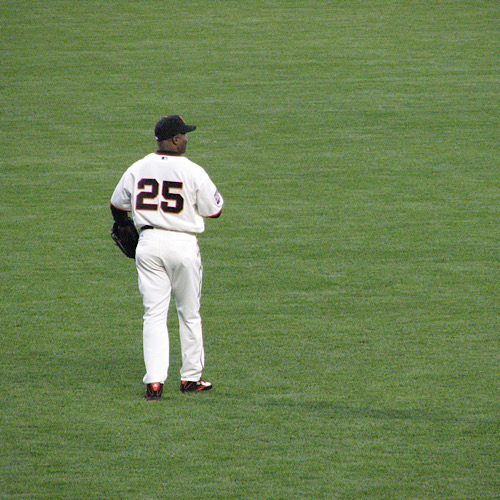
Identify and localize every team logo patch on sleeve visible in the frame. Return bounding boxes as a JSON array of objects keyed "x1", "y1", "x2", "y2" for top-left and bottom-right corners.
[{"x1": 214, "y1": 190, "x2": 222, "y2": 205}]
